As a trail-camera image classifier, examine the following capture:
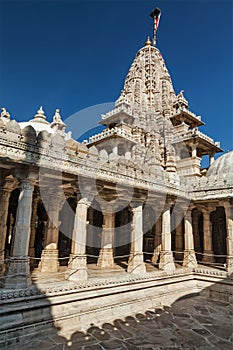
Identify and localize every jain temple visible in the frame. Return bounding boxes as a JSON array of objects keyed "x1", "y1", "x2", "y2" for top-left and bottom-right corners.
[{"x1": 0, "y1": 7, "x2": 232, "y2": 347}]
